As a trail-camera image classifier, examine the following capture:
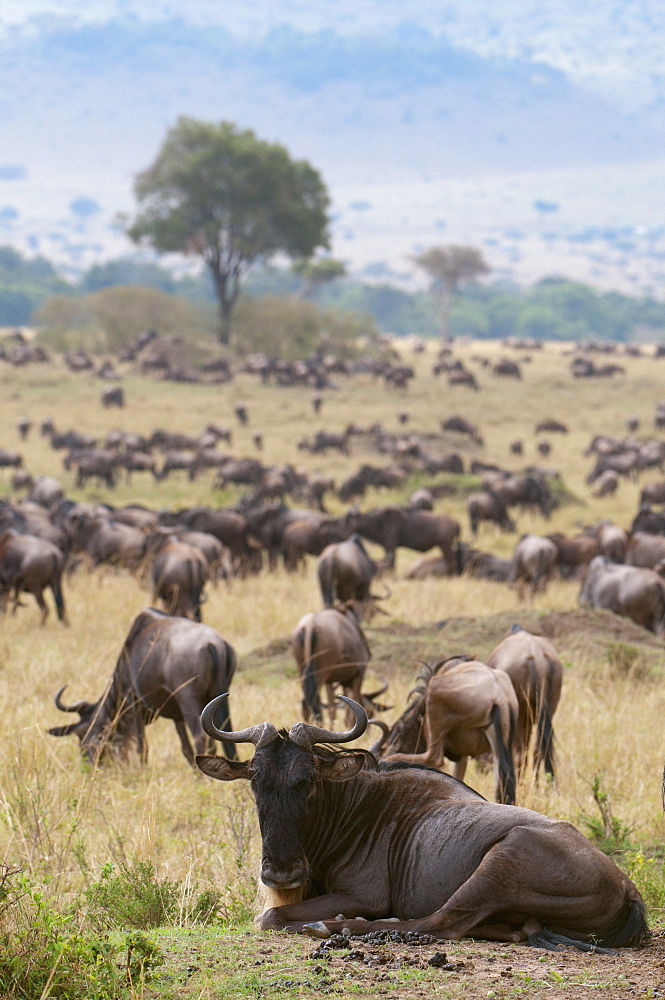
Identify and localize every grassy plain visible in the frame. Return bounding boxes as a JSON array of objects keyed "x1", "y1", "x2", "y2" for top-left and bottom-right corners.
[{"x1": 1, "y1": 340, "x2": 665, "y2": 997}]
